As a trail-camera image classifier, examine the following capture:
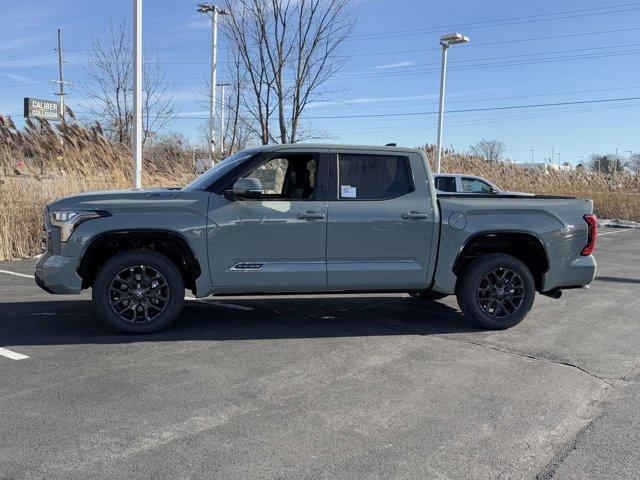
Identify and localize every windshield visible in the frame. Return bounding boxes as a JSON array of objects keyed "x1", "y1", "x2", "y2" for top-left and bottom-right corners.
[{"x1": 182, "y1": 148, "x2": 261, "y2": 192}]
